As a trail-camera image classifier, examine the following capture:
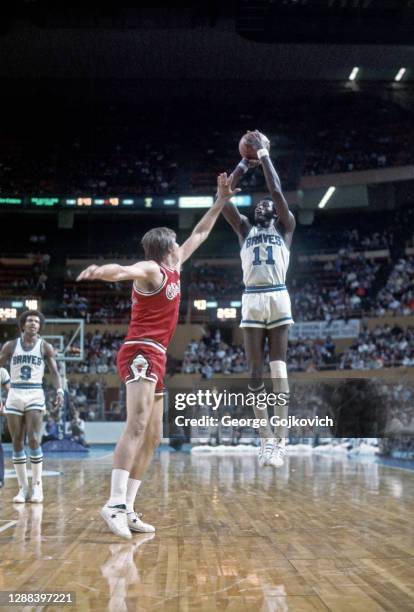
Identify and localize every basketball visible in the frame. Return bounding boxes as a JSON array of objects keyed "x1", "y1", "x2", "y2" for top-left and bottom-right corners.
[{"x1": 238, "y1": 131, "x2": 270, "y2": 160}]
